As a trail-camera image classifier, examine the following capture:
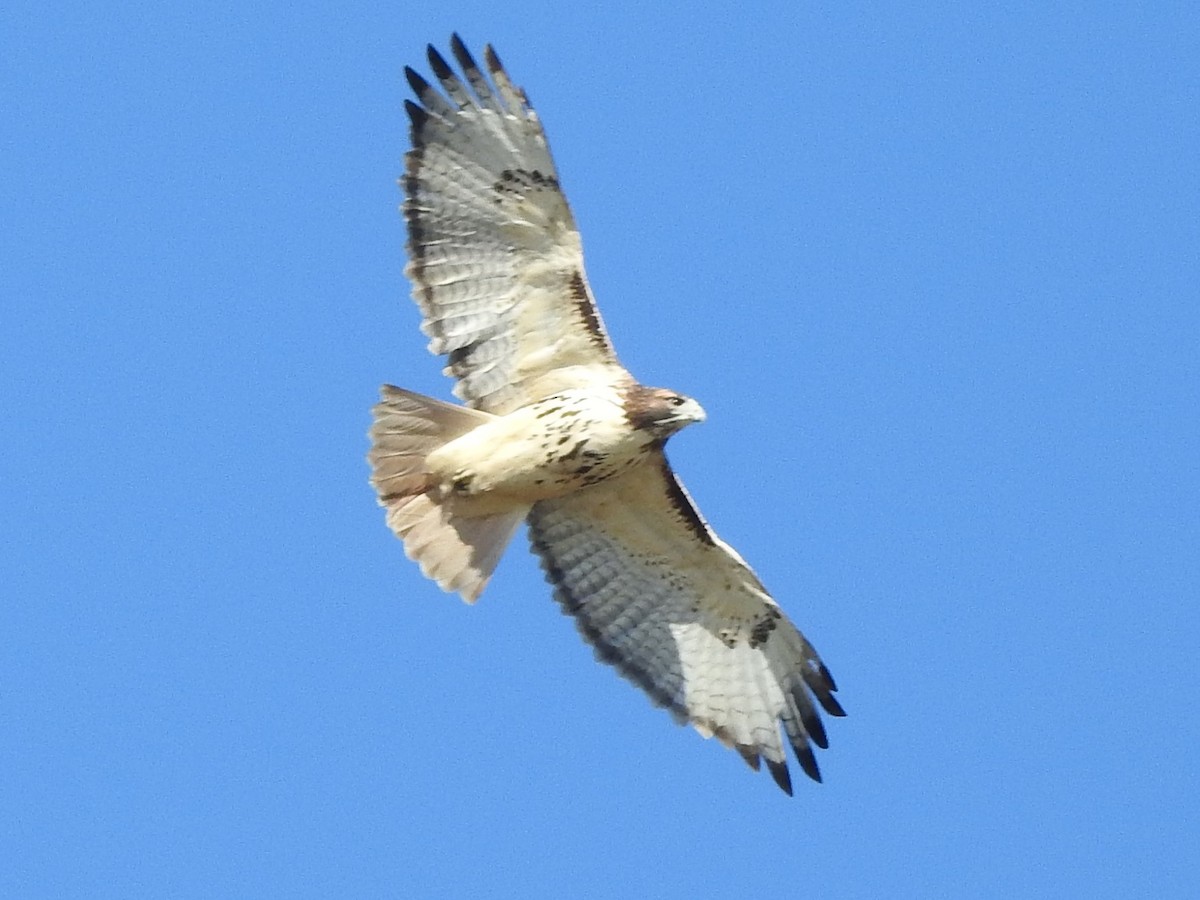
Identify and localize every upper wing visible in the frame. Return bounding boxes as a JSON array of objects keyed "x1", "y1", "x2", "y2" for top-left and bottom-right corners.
[
  {"x1": 526, "y1": 457, "x2": 845, "y2": 795},
  {"x1": 403, "y1": 35, "x2": 629, "y2": 415}
]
